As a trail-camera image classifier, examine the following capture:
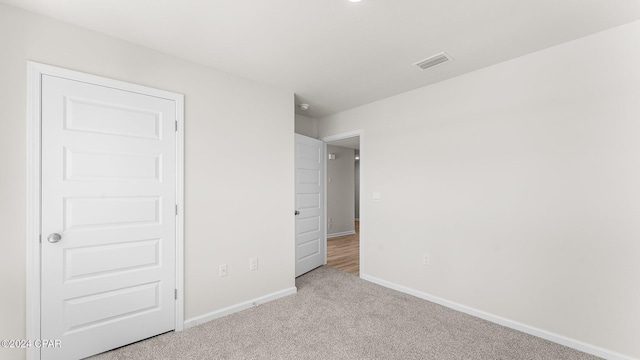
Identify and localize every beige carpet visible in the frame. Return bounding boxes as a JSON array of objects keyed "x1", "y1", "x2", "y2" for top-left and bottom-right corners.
[{"x1": 91, "y1": 267, "x2": 599, "y2": 360}]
